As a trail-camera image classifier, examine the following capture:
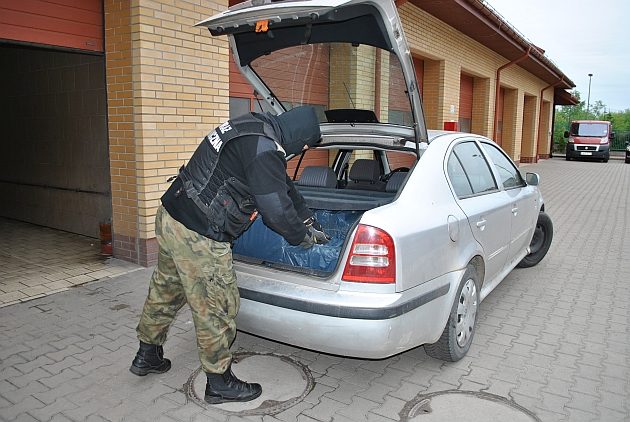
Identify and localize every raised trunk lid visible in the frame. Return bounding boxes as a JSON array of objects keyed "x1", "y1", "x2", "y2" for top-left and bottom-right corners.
[{"x1": 196, "y1": 0, "x2": 428, "y2": 146}]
